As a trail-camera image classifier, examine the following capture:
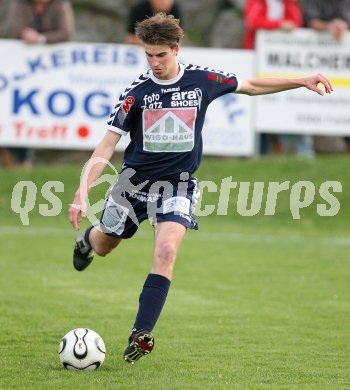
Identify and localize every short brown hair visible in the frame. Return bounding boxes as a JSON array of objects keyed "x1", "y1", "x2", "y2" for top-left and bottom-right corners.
[{"x1": 135, "y1": 13, "x2": 184, "y2": 48}]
